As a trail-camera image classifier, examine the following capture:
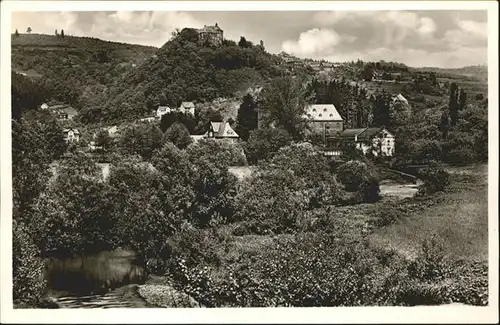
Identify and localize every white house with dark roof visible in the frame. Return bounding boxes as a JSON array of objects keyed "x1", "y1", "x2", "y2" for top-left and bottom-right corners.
[
  {"x1": 204, "y1": 121, "x2": 239, "y2": 143},
  {"x1": 40, "y1": 103, "x2": 49, "y2": 110},
  {"x1": 62, "y1": 128, "x2": 80, "y2": 143},
  {"x1": 340, "y1": 127, "x2": 395, "y2": 157},
  {"x1": 156, "y1": 106, "x2": 172, "y2": 118},
  {"x1": 304, "y1": 104, "x2": 344, "y2": 137},
  {"x1": 179, "y1": 102, "x2": 195, "y2": 116}
]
